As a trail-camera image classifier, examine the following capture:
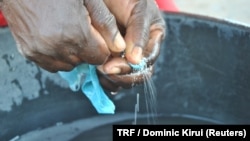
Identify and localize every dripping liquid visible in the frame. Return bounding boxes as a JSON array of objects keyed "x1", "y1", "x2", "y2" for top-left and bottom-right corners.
[
  {"x1": 133, "y1": 68, "x2": 158, "y2": 125},
  {"x1": 142, "y1": 69, "x2": 158, "y2": 124}
]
